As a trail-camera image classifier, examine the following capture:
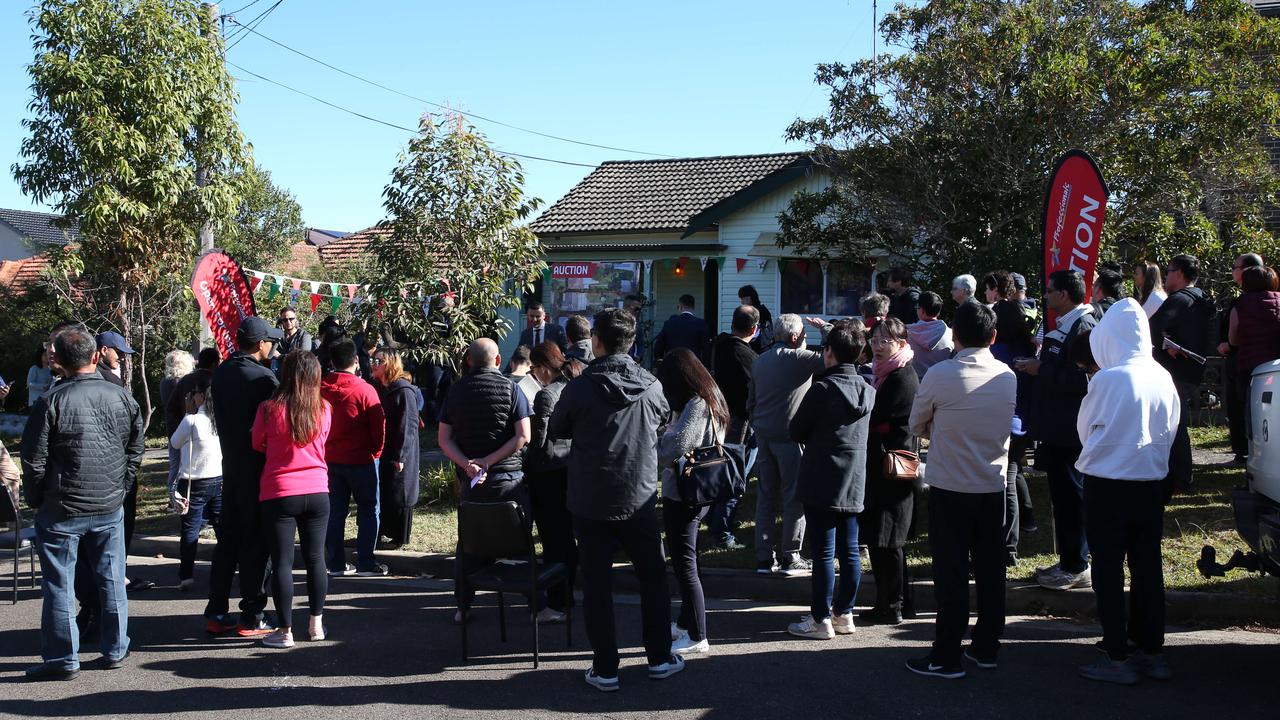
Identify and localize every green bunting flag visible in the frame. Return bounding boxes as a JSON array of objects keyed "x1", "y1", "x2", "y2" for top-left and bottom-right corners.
[
  {"x1": 267, "y1": 281, "x2": 278, "y2": 300},
  {"x1": 330, "y1": 296, "x2": 341, "y2": 315}
]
